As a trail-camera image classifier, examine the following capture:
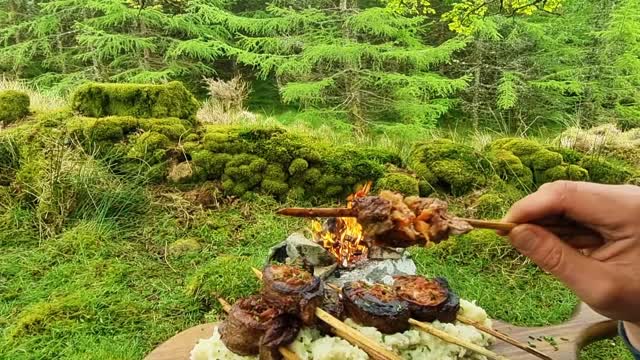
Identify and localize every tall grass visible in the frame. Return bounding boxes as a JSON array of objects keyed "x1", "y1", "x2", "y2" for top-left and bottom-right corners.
[{"x1": 0, "y1": 76, "x2": 66, "y2": 113}]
